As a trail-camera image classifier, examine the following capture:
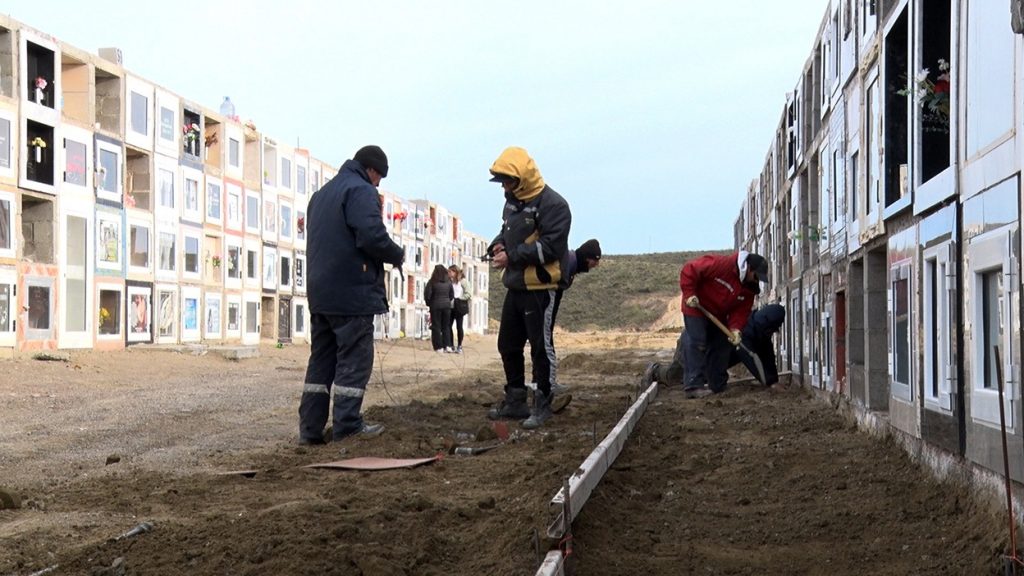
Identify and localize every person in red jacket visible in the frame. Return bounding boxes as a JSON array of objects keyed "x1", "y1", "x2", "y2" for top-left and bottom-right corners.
[{"x1": 679, "y1": 251, "x2": 769, "y2": 398}]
